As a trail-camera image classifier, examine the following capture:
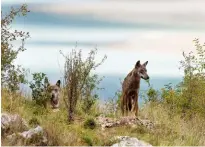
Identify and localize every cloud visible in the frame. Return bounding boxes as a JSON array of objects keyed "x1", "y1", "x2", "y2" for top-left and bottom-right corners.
[
  {"x1": 32, "y1": 0, "x2": 205, "y2": 30},
  {"x1": 4, "y1": 0, "x2": 205, "y2": 77},
  {"x1": 11, "y1": 23, "x2": 204, "y2": 77},
  {"x1": 13, "y1": 25, "x2": 205, "y2": 55},
  {"x1": 108, "y1": 30, "x2": 205, "y2": 55},
  {"x1": 15, "y1": 44, "x2": 183, "y2": 77}
]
